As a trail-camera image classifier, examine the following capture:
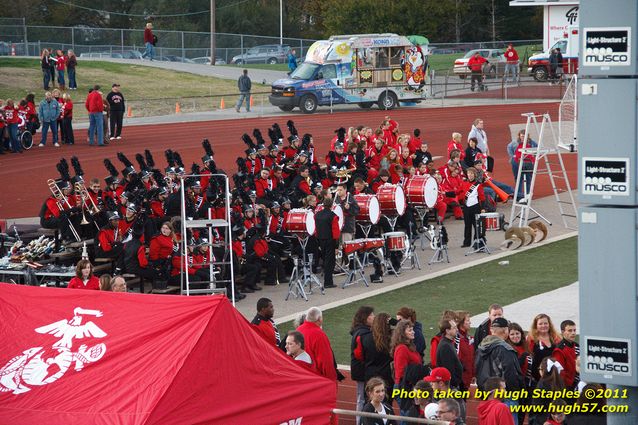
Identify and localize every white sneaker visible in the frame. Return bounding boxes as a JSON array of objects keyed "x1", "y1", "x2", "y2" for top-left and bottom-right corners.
[
  {"x1": 116, "y1": 136, "x2": 122, "y2": 140},
  {"x1": 38, "y1": 143, "x2": 45, "y2": 147},
  {"x1": 54, "y1": 143, "x2": 60, "y2": 147},
  {"x1": 109, "y1": 137, "x2": 115, "y2": 141}
]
